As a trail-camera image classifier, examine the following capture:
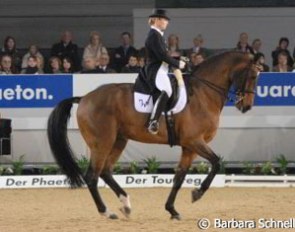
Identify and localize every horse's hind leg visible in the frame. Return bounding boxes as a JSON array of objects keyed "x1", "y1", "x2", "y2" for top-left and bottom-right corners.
[
  {"x1": 80, "y1": 115, "x2": 119, "y2": 219},
  {"x1": 100, "y1": 135, "x2": 131, "y2": 218},
  {"x1": 84, "y1": 147, "x2": 119, "y2": 219},
  {"x1": 191, "y1": 141, "x2": 220, "y2": 202},
  {"x1": 165, "y1": 148, "x2": 197, "y2": 220}
]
